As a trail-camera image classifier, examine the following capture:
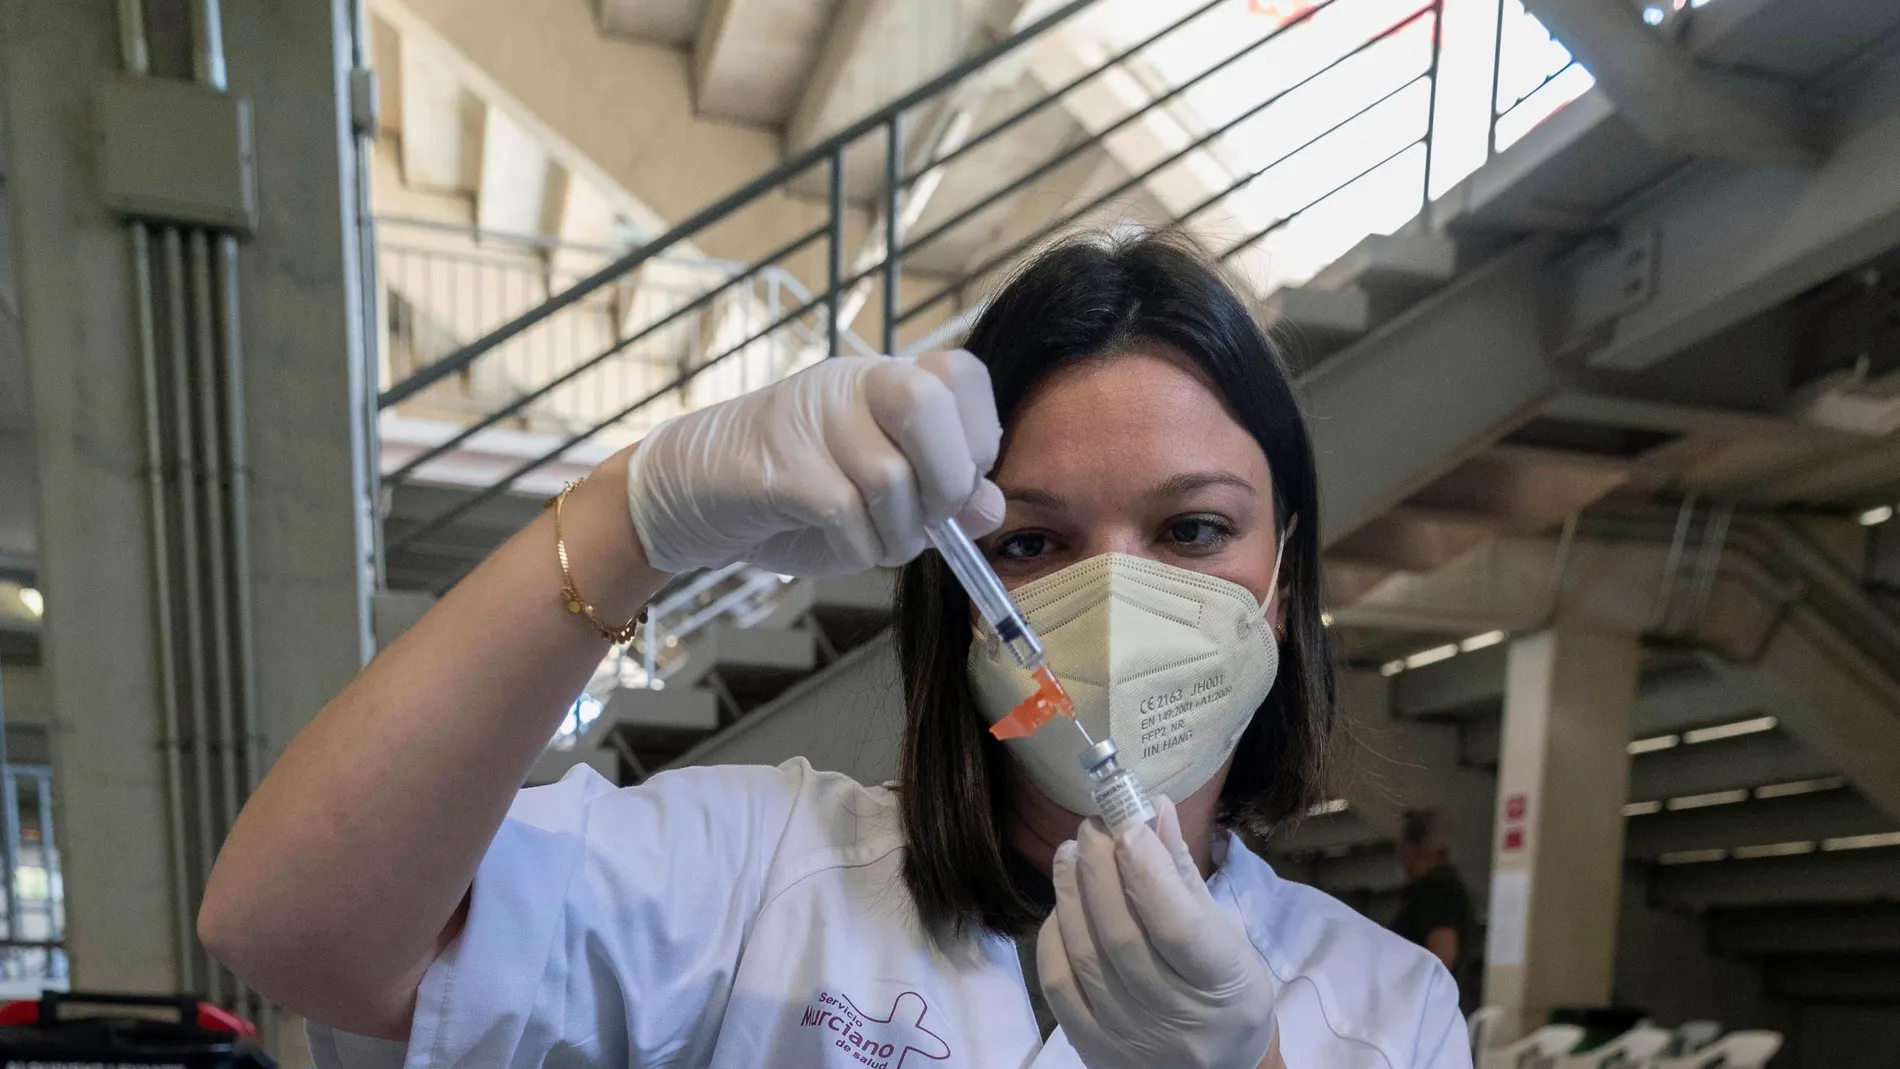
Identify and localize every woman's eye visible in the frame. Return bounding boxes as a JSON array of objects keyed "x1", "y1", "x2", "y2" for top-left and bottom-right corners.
[
  {"x1": 1164, "y1": 517, "x2": 1234, "y2": 551},
  {"x1": 993, "y1": 532, "x2": 1053, "y2": 560}
]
